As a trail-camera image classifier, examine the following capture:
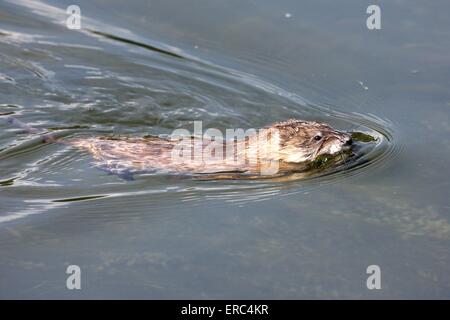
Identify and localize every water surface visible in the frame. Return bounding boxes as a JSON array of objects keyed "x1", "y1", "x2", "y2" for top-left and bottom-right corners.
[{"x1": 0, "y1": 0, "x2": 449, "y2": 299}]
